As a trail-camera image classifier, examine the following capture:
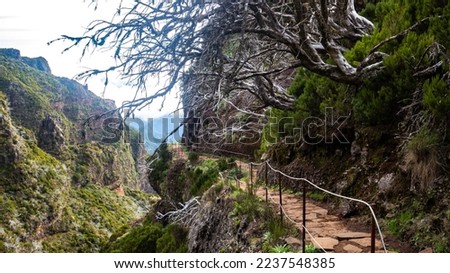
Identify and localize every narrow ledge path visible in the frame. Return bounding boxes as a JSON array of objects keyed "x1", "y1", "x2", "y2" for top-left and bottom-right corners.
[
  {"x1": 236, "y1": 160, "x2": 384, "y2": 253},
  {"x1": 255, "y1": 187, "x2": 384, "y2": 253}
]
